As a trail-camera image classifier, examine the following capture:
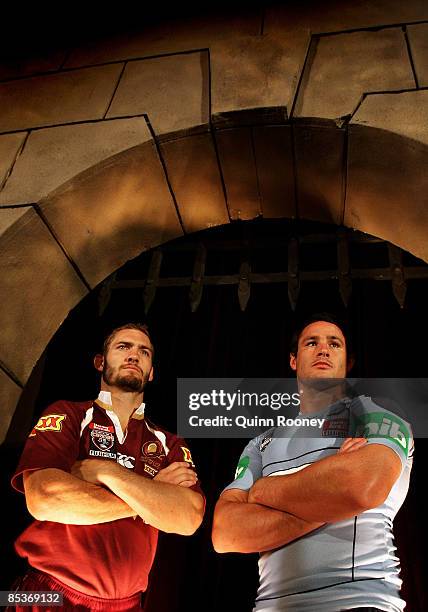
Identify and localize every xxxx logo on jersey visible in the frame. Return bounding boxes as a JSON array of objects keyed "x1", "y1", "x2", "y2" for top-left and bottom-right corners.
[
  {"x1": 29, "y1": 414, "x2": 66, "y2": 437},
  {"x1": 181, "y1": 447, "x2": 195, "y2": 467}
]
